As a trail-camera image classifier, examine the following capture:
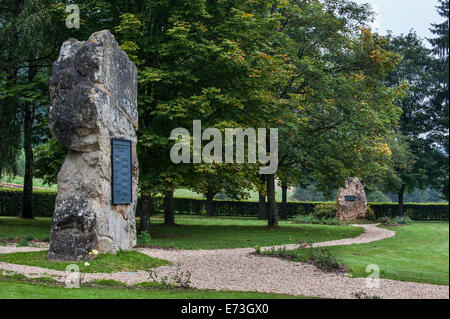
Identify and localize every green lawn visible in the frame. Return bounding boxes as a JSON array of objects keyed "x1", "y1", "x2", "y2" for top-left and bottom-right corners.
[
  {"x1": 328, "y1": 222, "x2": 449, "y2": 285},
  {"x1": 264, "y1": 222, "x2": 449, "y2": 285},
  {"x1": 0, "y1": 217, "x2": 52, "y2": 241},
  {"x1": 146, "y1": 216, "x2": 362, "y2": 249},
  {"x1": 0, "y1": 175, "x2": 56, "y2": 190},
  {"x1": 0, "y1": 216, "x2": 363, "y2": 250},
  {"x1": 0, "y1": 278, "x2": 310, "y2": 299},
  {"x1": 0, "y1": 250, "x2": 169, "y2": 273}
]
